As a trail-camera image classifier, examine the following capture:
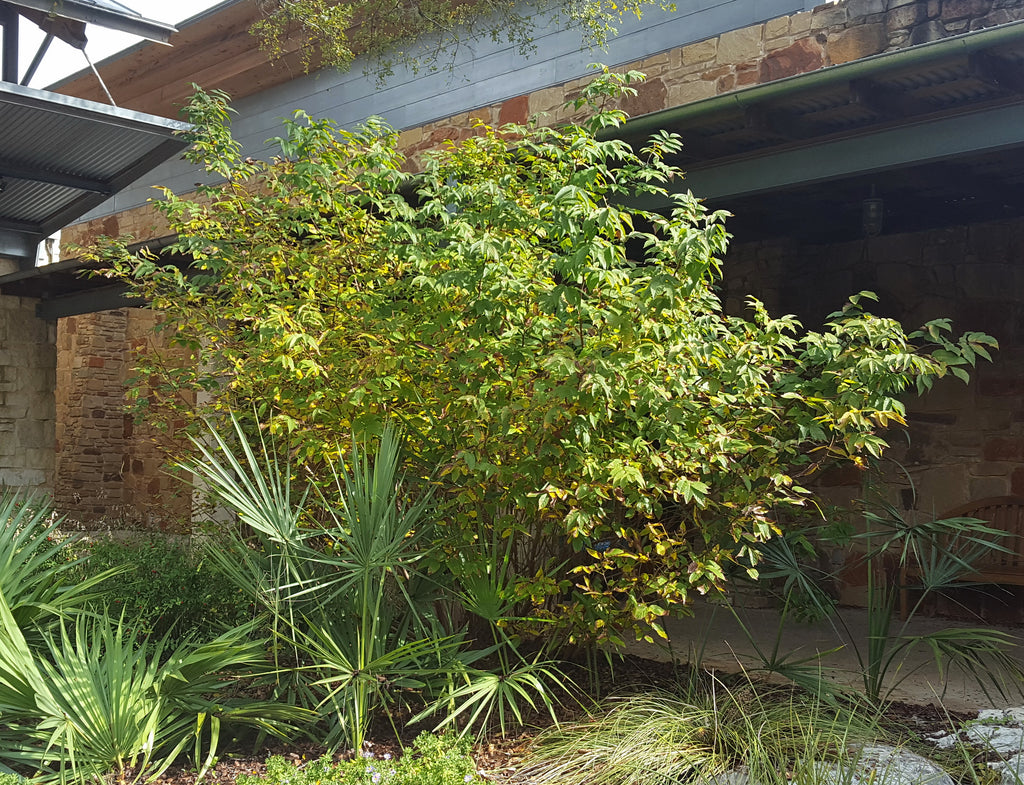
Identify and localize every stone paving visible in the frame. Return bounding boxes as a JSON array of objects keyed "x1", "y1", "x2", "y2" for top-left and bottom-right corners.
[{"x1": 625, "y1": 602, "x2": 1024, "y2": 783}]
